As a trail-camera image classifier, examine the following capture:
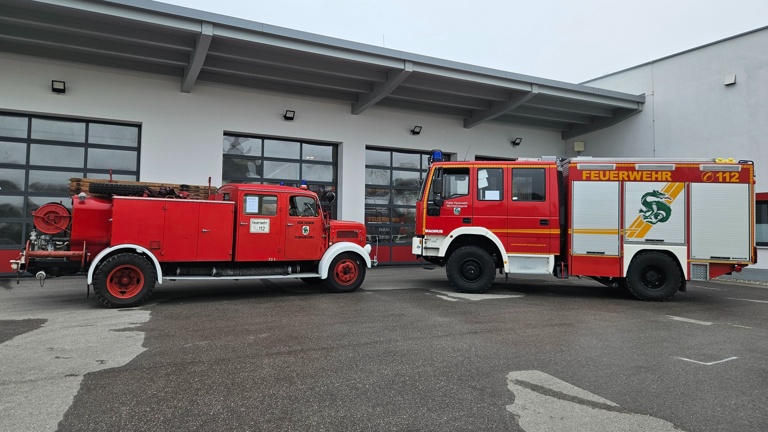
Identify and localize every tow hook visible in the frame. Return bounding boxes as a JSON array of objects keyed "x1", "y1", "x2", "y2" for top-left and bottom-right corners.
[{"x1": 36, "y1": 271, "x2": 46, "y2": 287}]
